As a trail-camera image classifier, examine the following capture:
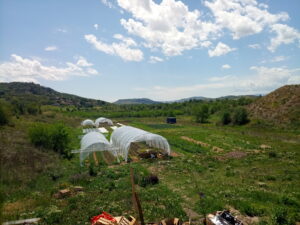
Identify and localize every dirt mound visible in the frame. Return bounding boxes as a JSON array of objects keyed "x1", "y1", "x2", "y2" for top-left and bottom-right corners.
[{"x1": 247, "y1": 85, "x2": 300, "y2": 125}]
